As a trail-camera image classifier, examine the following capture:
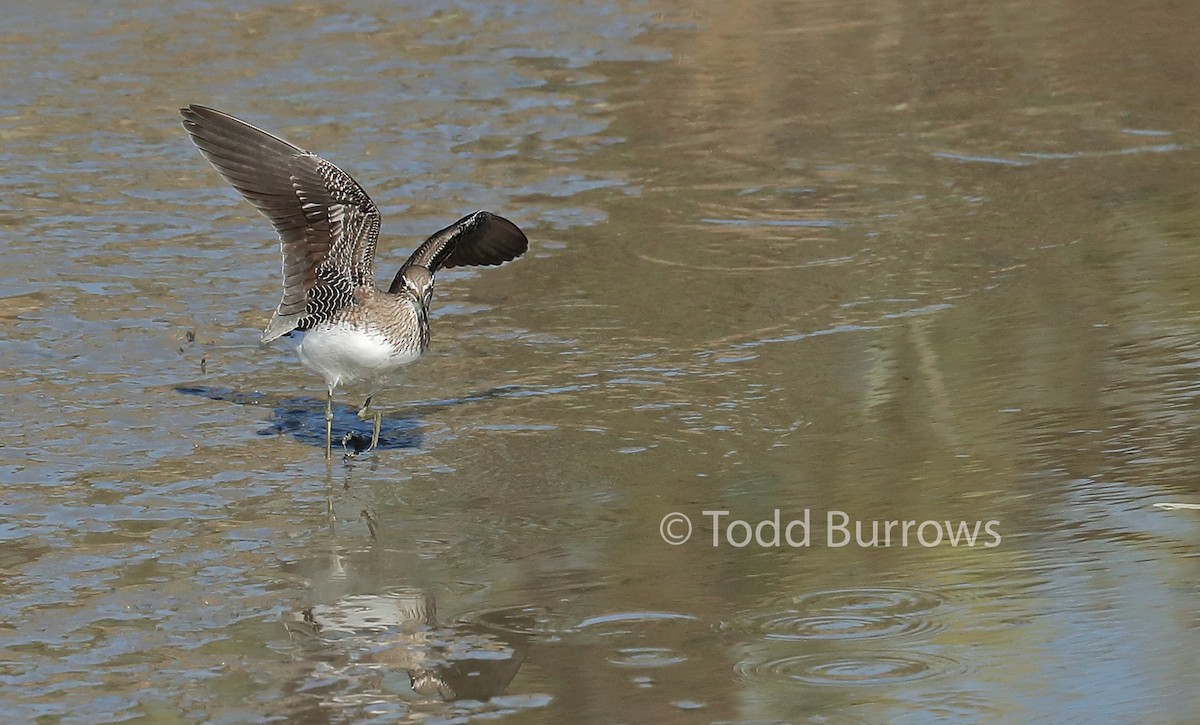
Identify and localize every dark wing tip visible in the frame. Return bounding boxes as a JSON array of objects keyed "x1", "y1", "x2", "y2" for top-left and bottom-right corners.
[
  {"x1": 392, "y1": 210, "x2": 528, "y2": 292},
  {"x1": 179, "y1": 104, "x2": 226, "y2": 126},
  {"x1": 442, "y1": 211, "x2": 529, "y2": 269}
]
